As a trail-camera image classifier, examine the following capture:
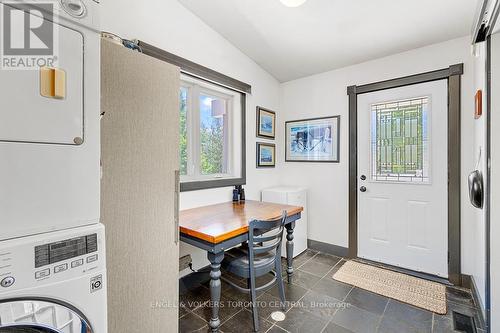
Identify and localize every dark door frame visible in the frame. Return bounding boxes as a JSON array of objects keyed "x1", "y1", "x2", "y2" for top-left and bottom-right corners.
[{"x1": 347, "y1": 64, "x2": 464, "y2": 286}]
